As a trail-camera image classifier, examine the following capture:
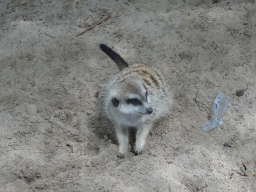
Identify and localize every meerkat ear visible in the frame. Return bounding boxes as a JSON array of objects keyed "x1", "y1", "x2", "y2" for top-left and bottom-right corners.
[
  {"x1": 111, "y1": 98, "x2": 119, "y2": 107},
  {"x1": 142, "y1": 83, "x2": 147, "y2": 95}
]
